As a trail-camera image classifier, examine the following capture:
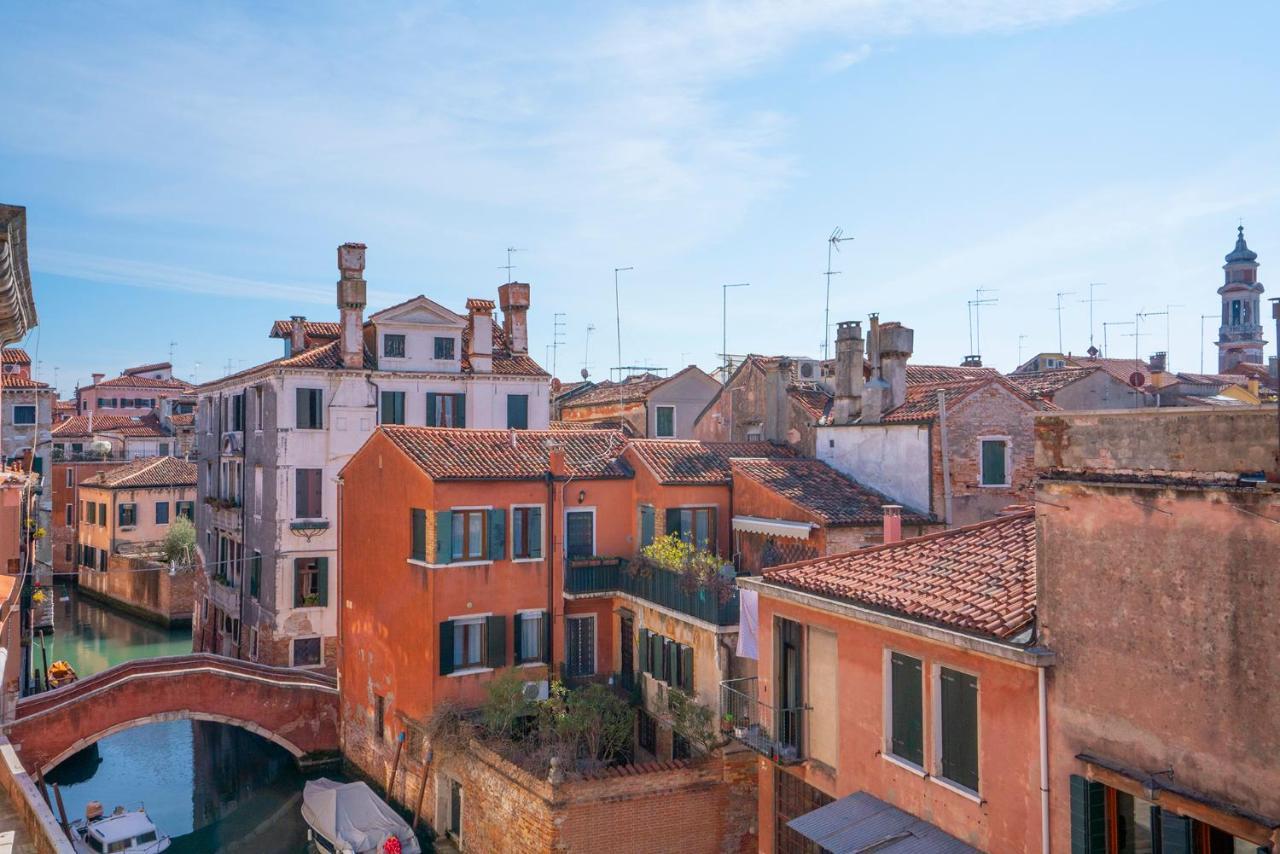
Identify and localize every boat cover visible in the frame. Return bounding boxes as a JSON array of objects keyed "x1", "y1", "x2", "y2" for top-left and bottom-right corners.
[{"x1": 301, "y1": 779, "x2": 422, "y2": 854}]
